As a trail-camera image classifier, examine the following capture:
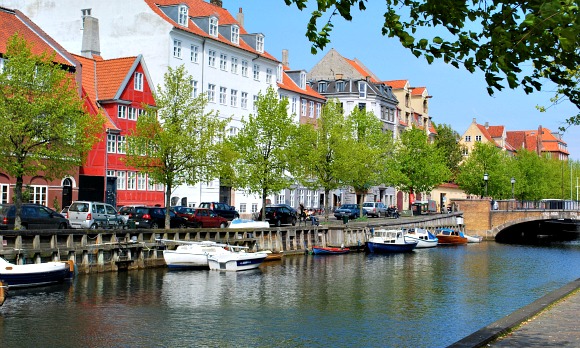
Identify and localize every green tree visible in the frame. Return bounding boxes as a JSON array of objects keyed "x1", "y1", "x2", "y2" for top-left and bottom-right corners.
[
  {"x1": 392, "y1": 128, "x2": 451, "y2": 209},
  {"x1": 341, "y1": 107, "x2": 394, "y2": 217},
  {"x1": 294, "y1": 100, "x2": 351, "y2": 221},
  {"x1": 537, "y1": 68, "x2": 579, "y2": 128},
  {"x1": 0, "y1": 34, "x2": 103, "y2": 229},
  {"x1": 512, "y1": 150, "x2": 552, "y2": 201},
  {"x1": 126, "y1": 65, "x2": 229, "y2": 229},
  {"x1": 456, "y1": 142, "x2": 512, "y2": 199},
  {"x1": 229, "y1": 87, "x2": 298, "y2": 221},
  {"x1": 284, "y1": 0, "x2": 580, "y2": 108},
  {"x1": 433, "y1": 123, "x2": 464, "y2": 180}
]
